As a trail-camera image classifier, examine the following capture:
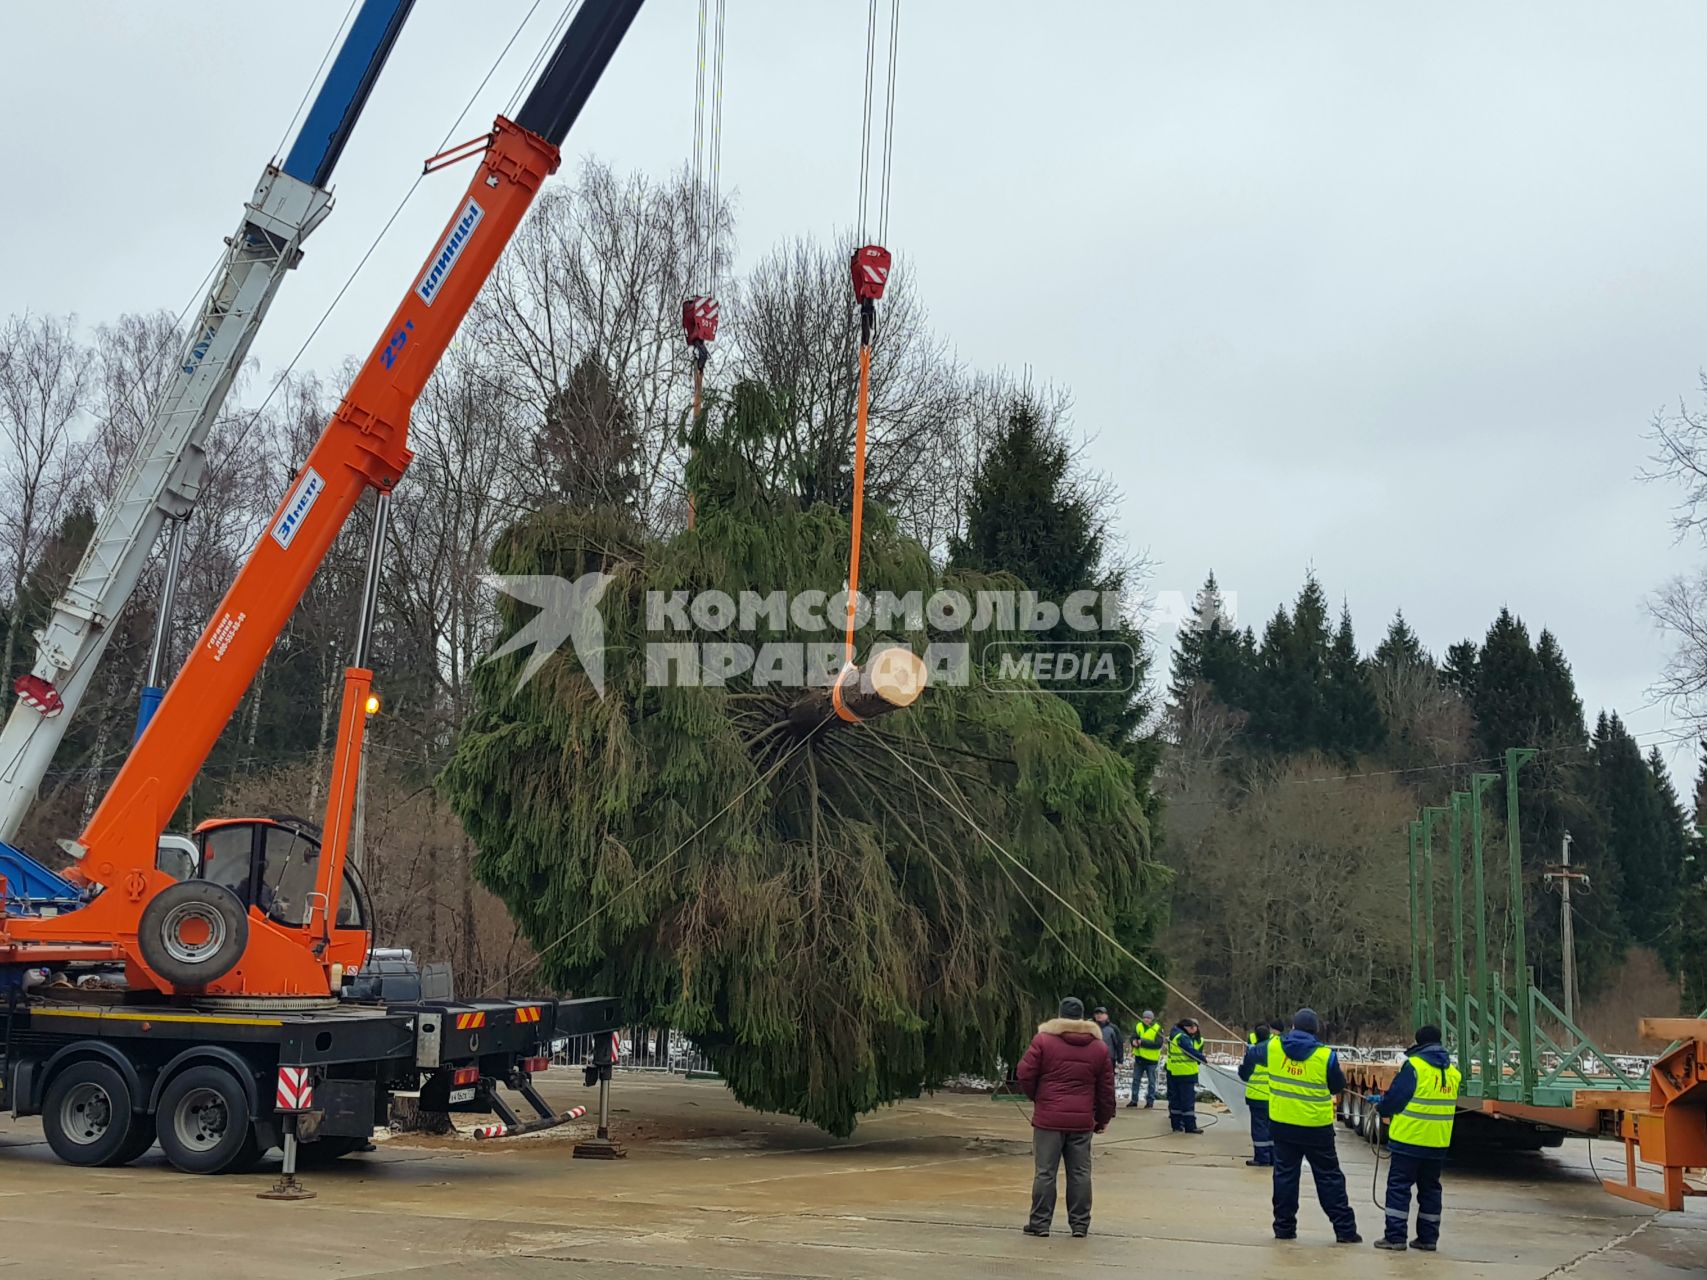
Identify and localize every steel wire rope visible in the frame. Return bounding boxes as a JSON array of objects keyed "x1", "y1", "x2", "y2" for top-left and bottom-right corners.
[
  {"x1": 876, "y1": 0, "x2": 900, "y2": 244},
  {"x1": 273, "y1": 0, "x2": 362, "y2": 162},
  {"x1": 705, "y1": 0, "x2": 728, "y2": 290},
  {"x1": 859, "y1": 726, "x2": 1242, "y2": 1043},
  {"x1": 856, "y1": 0, "x2": 879, "y2": 240}
]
